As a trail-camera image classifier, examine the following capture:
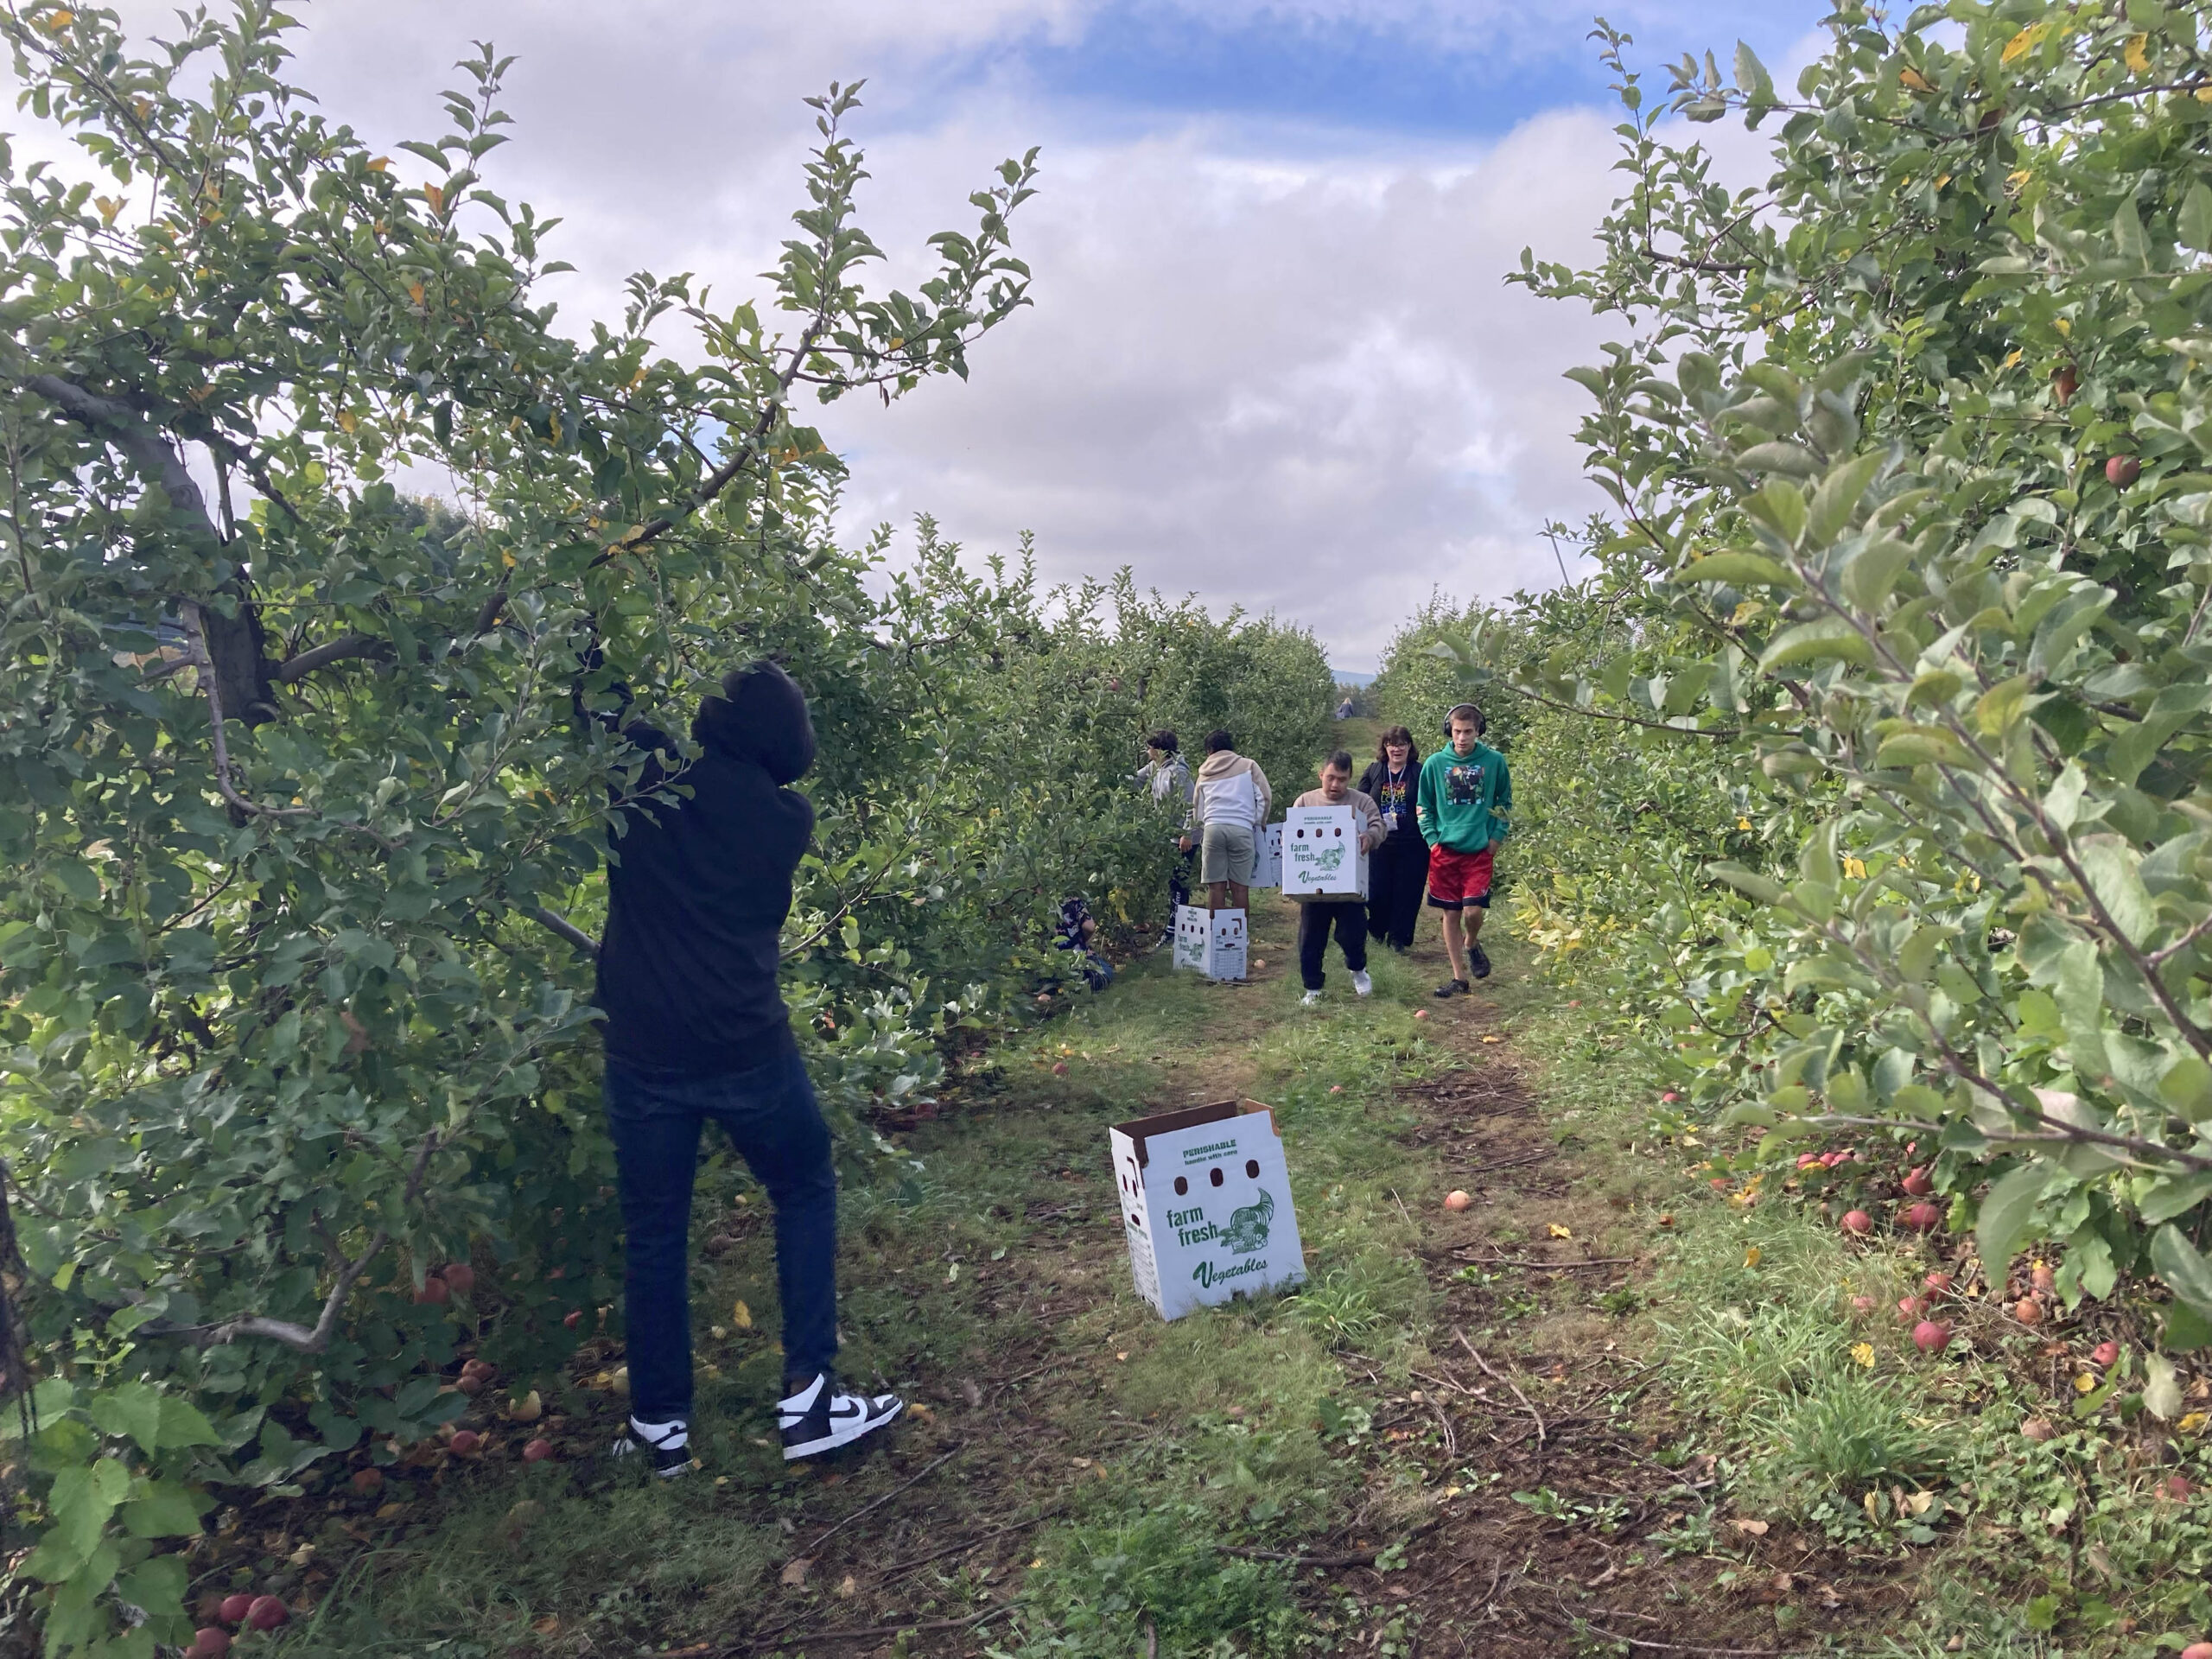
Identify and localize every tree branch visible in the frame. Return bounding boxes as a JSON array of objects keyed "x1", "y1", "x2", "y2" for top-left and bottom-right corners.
[
  {"x1": 179, "y1": 605, "x2": 315, "y2": 822},
  {"x1": 272, "y1": 632, "x2": 388, "y2": 683},
  {"x1": 527, "y1": 904, "x2": 599, "y2": 958}
]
